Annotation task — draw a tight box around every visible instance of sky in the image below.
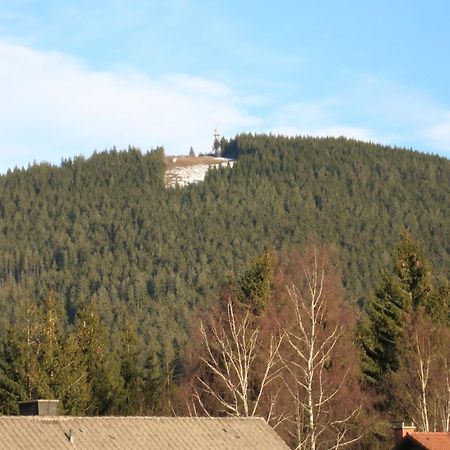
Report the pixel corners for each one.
[1,0,450,173]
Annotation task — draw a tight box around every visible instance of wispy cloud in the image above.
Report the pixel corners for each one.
[264,98,375,142]
[0,40,259,172]
[422,114,450,153]
[263,74,450,157]
[1,39,449,174]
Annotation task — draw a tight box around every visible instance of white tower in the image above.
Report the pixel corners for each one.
[213,127,221,157]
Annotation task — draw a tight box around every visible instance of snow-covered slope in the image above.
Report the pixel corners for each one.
[165,156,235,188]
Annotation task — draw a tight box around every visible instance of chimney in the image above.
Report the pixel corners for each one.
[18,399,59,416]
[393,422,416,444]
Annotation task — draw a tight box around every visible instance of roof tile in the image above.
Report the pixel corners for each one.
[0,416,290,450]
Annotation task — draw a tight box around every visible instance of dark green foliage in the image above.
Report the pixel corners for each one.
[394,232,433,305]
[0,138,447,415]
[360,232,446,385]
[73,304,126,415]
[0,307,42,413]
[117,323,148,415]
[360,272,410,384]
[234,253,273,315]
[0,296,91,414]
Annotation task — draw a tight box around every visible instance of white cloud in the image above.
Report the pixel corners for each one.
[0,40,260,172]
[265,99,376,143]
[311,125,374,142]
[355,75,446,130]
[422,114,450,155]
[1,39,449,174]
[263,76,450,158]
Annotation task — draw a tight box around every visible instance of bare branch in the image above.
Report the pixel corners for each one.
[193,298,283,424]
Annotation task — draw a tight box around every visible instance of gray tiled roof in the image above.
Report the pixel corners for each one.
[0,416,290,449]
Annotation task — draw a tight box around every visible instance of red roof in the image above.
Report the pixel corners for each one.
[396,432,450,450]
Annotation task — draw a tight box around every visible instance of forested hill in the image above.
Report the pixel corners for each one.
[220,135,449,296]
[0,136,448,367]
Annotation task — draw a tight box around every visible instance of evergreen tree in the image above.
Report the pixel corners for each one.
[234,253,273,316]
[0,301,42,413]
[360,272,410,384]
[394,231,434,310]
[74,305,124,414]
[40,296,91,414]
[0,296,90,414]
[118,323,146,414]
[360,231,443,385]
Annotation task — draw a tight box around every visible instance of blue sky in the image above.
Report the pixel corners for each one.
[1,0,450,172]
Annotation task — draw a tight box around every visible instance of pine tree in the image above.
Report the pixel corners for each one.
[234,253,273,316]
[360,272,410,384]
[74,305,124,414]
[0,296,90,414]
[394,231,435,313]
[0,301,42,413]
[118,323,146,414]
[360,231,442,385]
[40,296,91,414]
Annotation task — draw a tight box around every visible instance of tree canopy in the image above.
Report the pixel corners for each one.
[0,135,448,428]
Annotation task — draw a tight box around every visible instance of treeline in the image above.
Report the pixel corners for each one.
[0,136,448,445]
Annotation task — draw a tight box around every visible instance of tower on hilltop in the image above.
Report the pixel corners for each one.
[213,127,221,157]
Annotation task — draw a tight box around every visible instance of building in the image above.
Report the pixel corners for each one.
[393,423,450,450]
[0,400,290,449]
[213,127,222,156]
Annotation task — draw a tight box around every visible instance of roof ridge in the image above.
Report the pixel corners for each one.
[1,416,266,420]
[413,431,450,434]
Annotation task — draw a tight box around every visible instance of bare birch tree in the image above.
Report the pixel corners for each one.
[434,322,450,432]
[192,297,285,426]
[436,351,450,432]
[412,330,432,431]
[282,253,361,450]
[186,249,364,448]
[392,314,433,431]
[393,314,450,432]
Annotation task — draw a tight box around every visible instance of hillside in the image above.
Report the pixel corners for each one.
[0,135,448,373]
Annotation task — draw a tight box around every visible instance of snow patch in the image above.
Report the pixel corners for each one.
[165,158,235,188]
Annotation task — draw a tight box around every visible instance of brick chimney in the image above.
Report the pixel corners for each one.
[393,422,416,444]
[18,399,59,416]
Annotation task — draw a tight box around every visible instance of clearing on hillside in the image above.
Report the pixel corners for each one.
[165,155,235,188]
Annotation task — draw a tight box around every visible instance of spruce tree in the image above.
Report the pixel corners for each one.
[234,253,273,316]
[360,231,442,385]
[0,302,43,413]
[0,296,90,414]
[74,305,124,414]
[118,323,146,414]
[40,296,91,414]
[360,272,410,384]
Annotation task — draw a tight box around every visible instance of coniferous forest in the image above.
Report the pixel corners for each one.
[0,135,448,448]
